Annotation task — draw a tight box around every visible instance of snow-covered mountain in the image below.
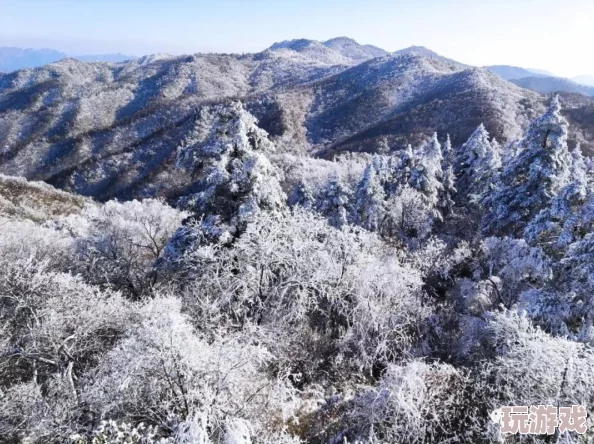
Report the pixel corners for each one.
[267,37,389,65]
[394,45,467,69]
[0,39,593,201]
[322,36,389,61]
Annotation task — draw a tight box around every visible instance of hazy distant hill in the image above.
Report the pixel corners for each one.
[511,76,594,97]
[0,47,67,72]
[1,38,593,201]
[486,65,594,98]
[486,65,551,80]
[0,47,136,72]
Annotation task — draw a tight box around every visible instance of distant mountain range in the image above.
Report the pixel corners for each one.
[511,76,594,97]
[4,43,593,99]
[486,65,594,97]
[0,47,136,72]
[1,37,593,202]
[485,65,552,80]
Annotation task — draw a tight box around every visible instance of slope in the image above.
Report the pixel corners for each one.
[1,41,593,202]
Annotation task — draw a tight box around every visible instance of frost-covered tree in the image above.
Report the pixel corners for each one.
[287,179,316,210]
[477,237,551,309]
[412,133,443,200]
[54,199,187,298]
[439,134,457,217]
[176,208,430,378]
[376,136,391,155]
[483,96,572,236]
[175,101,286,245]
[354,156,387,232]
[472,311,594,410]
[501,139,522,165]
[525,145,591,253]
[0,259,133,442]
[389,144,416,196]
[456,124,501,204]
[82,297,299,443]
[383,186,434,245]
[315,174,353,228]
[342,360,482,443]
[409,133,444,219]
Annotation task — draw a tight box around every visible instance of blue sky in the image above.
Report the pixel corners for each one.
[1,0,592,77]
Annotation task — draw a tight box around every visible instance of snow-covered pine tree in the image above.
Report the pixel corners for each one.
[501,139,522,166]
[526,145,591,253]
[315,174,353,228]
[387,144,416,196]
[482,96,572,237]
[409,133,444,219]
[439,134,457,217]
[354,156,387,232]
[455,124,501,205]
[376,136,391,155]
[288,179,316,210]
[173,101,286,245]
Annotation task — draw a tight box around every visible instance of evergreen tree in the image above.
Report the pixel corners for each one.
[376,136,391,155]
[315,175,353,228]
[354,156,387,232]
[501,139,522,165]
[410,133,444,219]
[288,179,316,210]
[456,124,501,204]
[388,144,416,196]
[439,134,457,217]
[526,145,590,253]
[482,96,572,237]
[174,101,286,244]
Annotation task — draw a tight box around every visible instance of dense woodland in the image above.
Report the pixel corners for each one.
[1,95,594,443]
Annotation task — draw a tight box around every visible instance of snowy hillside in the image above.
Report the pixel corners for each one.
[0,38,593,204]
[1,29,594,443]
[1,95,594,443]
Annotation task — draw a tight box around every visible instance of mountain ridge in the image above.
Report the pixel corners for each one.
[1,40,593,202]
[511,76,594,97]
[486,65,552,80]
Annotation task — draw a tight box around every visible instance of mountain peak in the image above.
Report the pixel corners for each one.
[394,46,467,69]
[267,37,388,64]
[323,36,358,45]
[269,39,319,52]
[322,37,388,61]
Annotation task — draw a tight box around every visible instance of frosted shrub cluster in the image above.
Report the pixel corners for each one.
[1,98,594,443]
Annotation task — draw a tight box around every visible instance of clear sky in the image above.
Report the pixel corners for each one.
[1,0,592,78]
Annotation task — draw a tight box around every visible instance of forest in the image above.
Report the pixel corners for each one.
[1,96,593,443]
